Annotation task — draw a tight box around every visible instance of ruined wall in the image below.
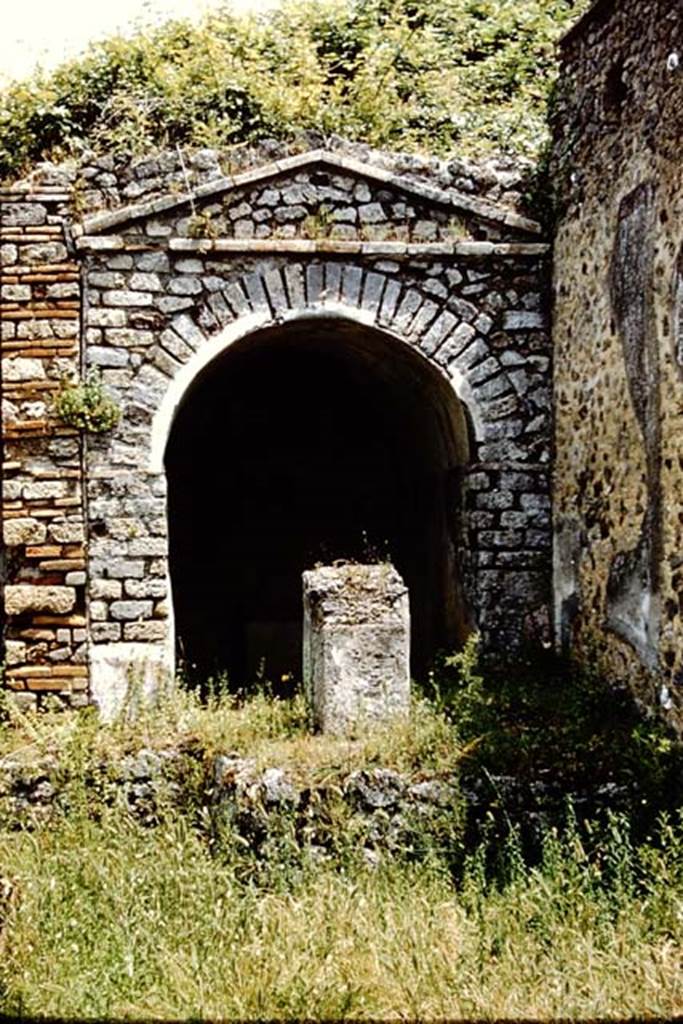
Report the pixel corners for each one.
[2,142,553,711]
[551,0,683,722]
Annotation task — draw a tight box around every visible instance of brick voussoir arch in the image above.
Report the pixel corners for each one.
[147,260,517,471]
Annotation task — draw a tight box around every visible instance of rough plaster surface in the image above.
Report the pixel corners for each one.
[89,642,174,722]
[303,564,410,734]
[551,0,683,723]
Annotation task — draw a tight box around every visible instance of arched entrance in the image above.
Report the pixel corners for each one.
[164,316,472,689]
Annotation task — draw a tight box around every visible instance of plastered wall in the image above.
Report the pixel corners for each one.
[552,0,683,723]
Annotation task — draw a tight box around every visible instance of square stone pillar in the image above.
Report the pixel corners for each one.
[302,563,410,734]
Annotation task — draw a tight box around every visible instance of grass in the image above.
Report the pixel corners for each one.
[1,665,682,1019]
[0,797,681,1019]
[0,681,461,781]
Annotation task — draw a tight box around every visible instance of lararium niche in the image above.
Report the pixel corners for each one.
[164,316,472,689]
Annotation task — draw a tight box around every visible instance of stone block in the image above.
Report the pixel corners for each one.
[157,296,195,313]
[124,621,167,641]
[3,517,47,546]
[5,585,76,616]
[88,308,127,327]
[3,202,47,226]
[22,480,70,501]
[48,521,85,544]
[303,563,410,735]
[65,572,87,586]
[103,290,153,307]
[124,578,167,598]
[174,258,203,274]
[91,579,123,600]
[108,255,134,269]
[90,601,108,621]
[91,622,122,643]
[100,559,145,579]
[9,693,38,712]
[20,242,67,263]
[89,641,173,721]
[129,272,162,292]
[136,252,169,272]
[5,640,27,666]
[110,600,153,621]
[1,243,18,265]
[89,271,125,289]
[358,202,385,224]
[2,284,31,301]
[104,328,154,348]
[3,357,46,382]
[2,480,21,501]
[145,219,172,237]
[169,277,202,296]
[126,537,167,557]
[87,346,130,367]
[503,310,545,331]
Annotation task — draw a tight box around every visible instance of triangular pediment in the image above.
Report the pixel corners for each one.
[75,149,542,245]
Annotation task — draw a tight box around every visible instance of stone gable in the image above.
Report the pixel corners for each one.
[76,150,541,246]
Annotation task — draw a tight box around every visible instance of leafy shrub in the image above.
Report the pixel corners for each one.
[423,635,683,841]
[0,0,592,180]
[52,372,121,433]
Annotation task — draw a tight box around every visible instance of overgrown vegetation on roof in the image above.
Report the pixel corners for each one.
[0,0,590,180]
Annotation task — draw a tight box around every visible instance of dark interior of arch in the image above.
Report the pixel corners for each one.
[165,316,472,691]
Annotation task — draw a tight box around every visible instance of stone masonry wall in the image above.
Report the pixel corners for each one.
[2,142,553,712]
[551,0,683,725]
[1,169,88,708]
[71,135,534,226]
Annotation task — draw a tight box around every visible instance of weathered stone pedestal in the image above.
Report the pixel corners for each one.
[302,563,410,734]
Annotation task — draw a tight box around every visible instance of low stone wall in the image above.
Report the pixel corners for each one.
[0,744,638,857]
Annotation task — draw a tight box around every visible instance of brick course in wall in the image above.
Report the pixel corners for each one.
[1,174,88,709]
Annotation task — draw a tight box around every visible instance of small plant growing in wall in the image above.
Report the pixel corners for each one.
[52,371,121,433]
[302,205,333,239]
[187,209,218,239]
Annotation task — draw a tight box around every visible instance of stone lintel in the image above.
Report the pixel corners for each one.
[76,235,550,257]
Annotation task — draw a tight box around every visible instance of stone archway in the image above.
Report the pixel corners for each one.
[1,145,554,715]
[163,314,472,688]
[81,252,552,710]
